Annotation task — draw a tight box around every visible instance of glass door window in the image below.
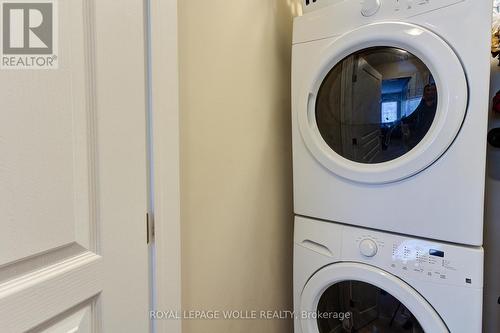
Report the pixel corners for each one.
[317,280,425,333]
[381,101,398,124]
[315,47,437,164]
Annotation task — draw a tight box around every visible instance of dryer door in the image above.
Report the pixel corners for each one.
[298,22,467,184]
[300,262,449,333]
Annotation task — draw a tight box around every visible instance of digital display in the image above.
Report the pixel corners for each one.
[429,249,445,258]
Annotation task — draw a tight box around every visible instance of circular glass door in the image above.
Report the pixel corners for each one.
[297,22,468,184]
[316,47,437,164]
[317,280,424,332]
[300,263,448,333]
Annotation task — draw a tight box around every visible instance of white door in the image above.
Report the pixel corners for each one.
[337,56,382,162]
[349,57,382,162]
[0,0,150,332]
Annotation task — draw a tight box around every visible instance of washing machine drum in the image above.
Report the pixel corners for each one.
[298,22,468,184]
[299,263,449,333]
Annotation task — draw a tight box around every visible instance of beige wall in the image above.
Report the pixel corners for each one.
[179,1,301,332]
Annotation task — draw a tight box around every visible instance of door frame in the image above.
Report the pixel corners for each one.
[149,0,182,332]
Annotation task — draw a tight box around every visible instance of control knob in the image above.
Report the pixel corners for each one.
[361,0,381,17]
[359,239,378,257]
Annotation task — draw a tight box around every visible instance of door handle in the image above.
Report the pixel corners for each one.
[300,240,334,257]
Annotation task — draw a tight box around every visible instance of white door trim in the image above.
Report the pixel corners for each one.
[149,0,182,332]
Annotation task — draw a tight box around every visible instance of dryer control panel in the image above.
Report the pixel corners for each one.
[301,0,464,14]
[391,0,460,15]
[394,0,431,11]
[295,0,466,44]
[342,226,484,289]
[302,0,345,14]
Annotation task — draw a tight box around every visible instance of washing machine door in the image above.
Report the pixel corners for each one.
[298,22,467,184]
[300,262,448,333]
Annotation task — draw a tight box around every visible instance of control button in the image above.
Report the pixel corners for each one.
[359,239,378,257]
[361,0,381,17]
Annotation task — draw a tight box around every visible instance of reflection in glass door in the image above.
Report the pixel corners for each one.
[316,47,438,164]
[317,280,425,333]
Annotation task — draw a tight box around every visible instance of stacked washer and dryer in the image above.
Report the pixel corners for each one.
[292,0,492,332]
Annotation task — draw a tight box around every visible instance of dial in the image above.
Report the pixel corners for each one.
[359,239,378,257]
[361,0,381,16]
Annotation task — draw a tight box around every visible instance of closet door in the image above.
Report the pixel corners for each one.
[0,0,150,331]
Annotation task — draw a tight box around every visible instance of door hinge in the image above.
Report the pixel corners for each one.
[146,212,155,244]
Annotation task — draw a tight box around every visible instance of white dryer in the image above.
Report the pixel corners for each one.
[292,0,492,245]
[294,216,484,333]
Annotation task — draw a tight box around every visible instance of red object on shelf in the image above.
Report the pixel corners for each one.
[493,90,500,114]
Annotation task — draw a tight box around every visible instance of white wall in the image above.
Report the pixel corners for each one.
[178,1,301,332]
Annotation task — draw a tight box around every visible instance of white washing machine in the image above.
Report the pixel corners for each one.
[294,216,484,333]
[292,0,492,245]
